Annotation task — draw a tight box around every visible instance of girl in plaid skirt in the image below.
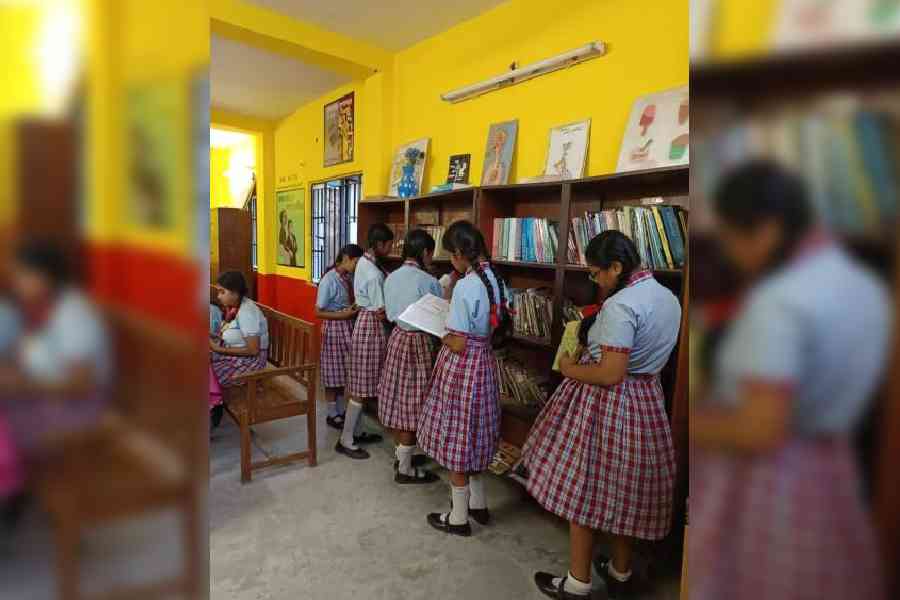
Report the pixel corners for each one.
[337,224,394,460]
[379,229,444,484]
[315,244,363,431]
[527,231,681,600]
[691,163,889,600]
[418,220,510,537]
[210,271,269,387]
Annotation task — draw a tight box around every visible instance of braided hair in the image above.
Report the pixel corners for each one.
[403,229,436,269]
[323,243,362,304]
[443,220,511,342]
[577,230,642,346]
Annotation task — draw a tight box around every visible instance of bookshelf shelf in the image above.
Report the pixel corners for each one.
[493,259,557,270]
[510,334,553,349]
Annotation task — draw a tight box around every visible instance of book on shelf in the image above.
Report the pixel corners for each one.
[493,217,559,264]
[568,204,686,270]
[496,349,550,410]
[418,225,447,259]
[488,440,523,476]
[430,182,473,193]
[692,102,899,234]
[509,288,553,343]
[386,222,407,255]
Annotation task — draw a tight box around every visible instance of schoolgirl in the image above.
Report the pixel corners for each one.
[378,229,444,484]
[336,224,394,459]
[525,230,681,600]
[418,220,509,536]
[314,244,363,430]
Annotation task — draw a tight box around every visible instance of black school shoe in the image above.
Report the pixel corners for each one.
[392,454,430,470]
[334,440,370,459]
[592,555,635,599]
[394,468,440,484]
[326,414,345,430]
[353,432,383,445]
[533,573,591,599]
[426,512,471,537]
[469,508,491,525]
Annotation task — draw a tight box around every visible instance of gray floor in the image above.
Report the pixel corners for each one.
[209,404,572,600]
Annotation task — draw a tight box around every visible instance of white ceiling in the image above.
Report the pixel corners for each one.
[211,34,352,120]
[246,0,508,51]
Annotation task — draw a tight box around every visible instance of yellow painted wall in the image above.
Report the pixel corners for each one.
[392,0,689,189]
[87,0,209,255]
[269,0,689,282]
[271,80,367,281]
[712,0,777,58]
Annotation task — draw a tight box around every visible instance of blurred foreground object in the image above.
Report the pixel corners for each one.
[690,162,891,600]
[692,3,900,597]
[2,0,209,598]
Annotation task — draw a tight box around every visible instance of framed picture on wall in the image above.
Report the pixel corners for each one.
[324,92,354,167]
[543,119,590,180]
[481,120,518,186]
[389,138,430,198]
[276,187,305,267]
[616,85,689,173]
[126,80,183,229]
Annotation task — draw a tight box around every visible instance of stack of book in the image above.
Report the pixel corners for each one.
[509,288,553,342]
[692,102,899,233]
[495,350,550,409]
[492,217,560,264]
[568,205,686,270]
[419,225,447,259]
[488,441,523,476]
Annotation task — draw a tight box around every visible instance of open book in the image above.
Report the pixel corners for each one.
[398,293,450,339]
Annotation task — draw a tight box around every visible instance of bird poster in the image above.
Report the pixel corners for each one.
[616,85,689,173]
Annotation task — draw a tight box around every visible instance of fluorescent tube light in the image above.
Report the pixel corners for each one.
[441,42,606,103]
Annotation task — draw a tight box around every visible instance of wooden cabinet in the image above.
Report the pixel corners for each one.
[210,207,254,299]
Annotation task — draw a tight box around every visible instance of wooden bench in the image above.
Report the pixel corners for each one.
[222,303,318,483]
[35,305,205,600]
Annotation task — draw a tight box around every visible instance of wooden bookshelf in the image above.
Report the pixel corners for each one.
[358,165,690,462]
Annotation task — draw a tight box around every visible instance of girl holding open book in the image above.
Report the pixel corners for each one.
[525,230,681,600]
[378,229,444,484]
[418,220,509,537]
[337,224,394,460]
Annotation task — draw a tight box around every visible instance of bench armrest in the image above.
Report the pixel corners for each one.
[232,363,317,383]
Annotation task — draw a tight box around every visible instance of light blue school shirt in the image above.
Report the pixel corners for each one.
[446,265,506,338]
[354,254,386,311]
[385,261,443,332]
[316,268,352,312]
[585,271,682,373]
[713,242,891,435]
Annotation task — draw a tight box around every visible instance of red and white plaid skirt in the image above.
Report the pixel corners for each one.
[320,318,354,389]
[689,438,884,600]
[378,328,436,431]
[210,350,268,388]
[417,331,500,473]
[523,363,675,539]
[347,309,387,398]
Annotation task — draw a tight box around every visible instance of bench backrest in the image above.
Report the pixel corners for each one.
[257,302,316,370]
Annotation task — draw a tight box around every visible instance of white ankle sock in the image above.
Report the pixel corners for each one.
[396,444,415,476]
[607,561,632,582]
[469,473,487,510]
[340,400,363,449]
[563,572,592,596]
[449,484,470,525]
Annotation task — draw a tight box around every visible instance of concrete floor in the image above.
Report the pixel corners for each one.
[208,397,680,600]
